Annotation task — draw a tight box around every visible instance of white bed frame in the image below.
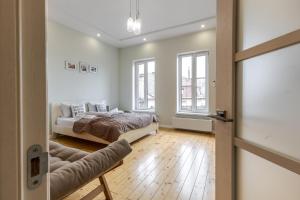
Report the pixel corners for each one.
[50,103,159,144]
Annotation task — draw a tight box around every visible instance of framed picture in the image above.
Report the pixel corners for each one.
[79,62,89,73]
[65,60,77,71]
[89,65,98,73]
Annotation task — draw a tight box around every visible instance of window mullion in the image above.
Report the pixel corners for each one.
[192,54,197,112]
[135,63,139,110]
[144,61,148,109]
[205,53,209,111]
[178,56,182,111]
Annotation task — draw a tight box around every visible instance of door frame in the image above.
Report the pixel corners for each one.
[215,0,236,199]
[0,0,22,198]
[0,0,48,199]
[215,0,300,199]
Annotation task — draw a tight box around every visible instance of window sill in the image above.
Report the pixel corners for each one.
[132,110,156,114]
[176,112,210,119]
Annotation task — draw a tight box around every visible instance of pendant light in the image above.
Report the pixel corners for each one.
[126,0,141,35]
[127,0,134,32]
[133,0,141,35]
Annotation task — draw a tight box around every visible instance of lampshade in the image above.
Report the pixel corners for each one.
[133,18,141,35]
[127,17,134,32]
[126,0,142,35]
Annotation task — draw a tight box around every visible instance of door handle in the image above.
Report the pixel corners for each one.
[208,110,234,122]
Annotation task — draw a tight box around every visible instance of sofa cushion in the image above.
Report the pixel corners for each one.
[49,141,88,173]
[50,139,132,200]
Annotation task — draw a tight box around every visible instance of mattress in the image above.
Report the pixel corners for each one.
[56,117,76,128]
[56,114,97,128]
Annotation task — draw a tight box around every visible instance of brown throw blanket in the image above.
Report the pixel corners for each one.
[73,112,158,142]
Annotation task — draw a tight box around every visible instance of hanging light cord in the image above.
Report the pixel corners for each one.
[136,0,140,19]
[129,0,132,17]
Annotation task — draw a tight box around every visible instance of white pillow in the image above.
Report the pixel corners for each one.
[96,104,107,112]
[86,102,97,112]
[110,107,118,112]
[60,104,72,117]
[109,107,124,113]
[71,104,86,117]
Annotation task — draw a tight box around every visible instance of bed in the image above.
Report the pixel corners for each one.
[50,103,159,144]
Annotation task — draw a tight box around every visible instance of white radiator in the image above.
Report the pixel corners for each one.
[172,117,213,132]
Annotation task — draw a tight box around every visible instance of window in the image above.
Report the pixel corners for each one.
[133,59,155,111]
[177,51,209,113]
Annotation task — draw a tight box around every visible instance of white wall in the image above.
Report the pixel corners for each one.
[47,20,119,105]
[47,22,216,126]
[237,0,300,199]
[119,30,216,126]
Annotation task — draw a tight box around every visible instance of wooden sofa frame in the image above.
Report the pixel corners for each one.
[60,160,123,200]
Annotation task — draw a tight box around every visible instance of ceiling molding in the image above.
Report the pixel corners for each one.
[48,0,216,47]
[120,16,216,41]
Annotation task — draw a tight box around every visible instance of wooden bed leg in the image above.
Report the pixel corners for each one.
[99,175,113,200]
[51,132,58,139]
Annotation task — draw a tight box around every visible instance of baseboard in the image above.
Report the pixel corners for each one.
[159,124,173,129]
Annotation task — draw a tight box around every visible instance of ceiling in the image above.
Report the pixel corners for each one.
[47,0,216,47]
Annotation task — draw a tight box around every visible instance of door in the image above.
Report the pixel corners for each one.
[215,0,300,200]
[0,0,48,200]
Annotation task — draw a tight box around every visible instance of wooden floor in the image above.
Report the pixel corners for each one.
[53,128,215,200]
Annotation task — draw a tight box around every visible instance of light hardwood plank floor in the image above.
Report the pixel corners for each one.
[52,128,215,200]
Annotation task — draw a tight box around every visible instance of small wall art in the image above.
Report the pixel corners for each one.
[65,60,78,71]
[79,62,89,73]
[89,65,98,73]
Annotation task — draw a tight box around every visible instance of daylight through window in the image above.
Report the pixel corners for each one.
[177,52,209,113]
[134,59,155,111]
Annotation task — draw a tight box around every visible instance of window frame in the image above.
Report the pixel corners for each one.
[177,51,209,114]
[133,58,156,112]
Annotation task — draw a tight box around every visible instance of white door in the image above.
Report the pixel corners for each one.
[0,0,48,199]
[215,0,300,199]
[236,0,300,199]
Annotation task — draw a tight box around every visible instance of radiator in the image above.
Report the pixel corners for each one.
[172,117,213,132]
